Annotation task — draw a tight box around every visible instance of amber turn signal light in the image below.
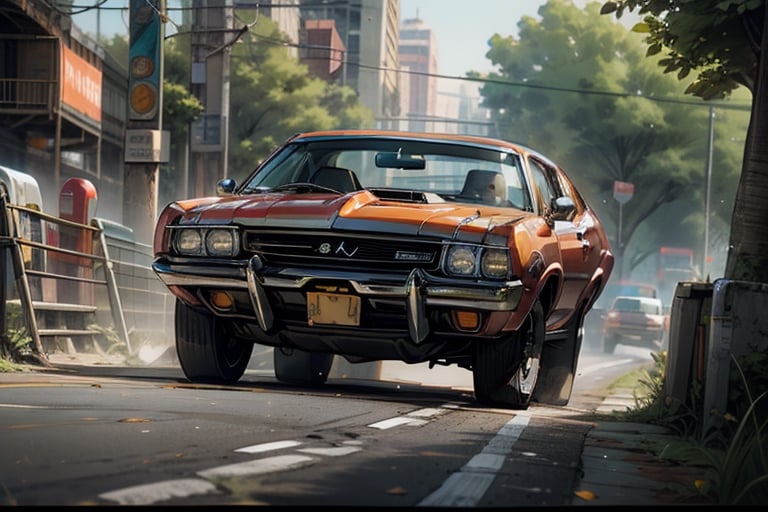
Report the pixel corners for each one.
[210,291,234,310]
[454,310,480,331]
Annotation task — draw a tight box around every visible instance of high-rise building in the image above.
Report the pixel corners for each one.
[398,16,437,130]
[300,0,400,125]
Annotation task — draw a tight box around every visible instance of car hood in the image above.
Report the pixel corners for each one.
[175,190,528,243]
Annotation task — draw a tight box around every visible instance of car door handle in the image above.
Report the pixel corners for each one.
[577,230,590,260]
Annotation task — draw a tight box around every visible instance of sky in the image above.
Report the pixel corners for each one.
[399,0,548,77]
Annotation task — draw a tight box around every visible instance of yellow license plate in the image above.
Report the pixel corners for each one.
[307,292,361,326]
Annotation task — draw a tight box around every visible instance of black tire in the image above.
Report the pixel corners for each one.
[274,347,334,385]
[534,303,587,406]
[473,299,544,409]
[175,299,252,384]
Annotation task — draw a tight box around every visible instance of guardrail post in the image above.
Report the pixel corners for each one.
[0,195,48,365]
[94,222,131,352]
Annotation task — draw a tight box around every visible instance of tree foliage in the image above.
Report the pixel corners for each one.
[226,18,374,181]
[475,0,746,279]
[601,0,768,282]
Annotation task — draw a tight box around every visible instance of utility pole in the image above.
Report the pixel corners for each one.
[189,0,233,198]
[124,0,168,244]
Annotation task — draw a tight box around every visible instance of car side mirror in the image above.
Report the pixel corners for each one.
[549,196,575,220]
[217,178,237,196]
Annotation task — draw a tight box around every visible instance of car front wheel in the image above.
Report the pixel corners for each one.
[473,299,545,409]
[175,299,253,384]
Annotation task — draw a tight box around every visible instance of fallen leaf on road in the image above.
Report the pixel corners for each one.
[386,486,408,495]
[574,489,596,501]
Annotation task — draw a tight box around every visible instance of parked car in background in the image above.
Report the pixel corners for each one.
[152,129,614,409]
[583,279,659,350]
[601,295,666,354]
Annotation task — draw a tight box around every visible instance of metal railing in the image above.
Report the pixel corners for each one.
[0,196,173,362]
[0,78,56,111]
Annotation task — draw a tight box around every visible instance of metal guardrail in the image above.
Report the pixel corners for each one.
[0,196,173,362]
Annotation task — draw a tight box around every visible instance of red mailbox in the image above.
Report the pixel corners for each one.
[59,177,97,224]
[54,178,98,304]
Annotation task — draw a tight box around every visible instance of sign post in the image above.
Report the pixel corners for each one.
[613,180,634,279]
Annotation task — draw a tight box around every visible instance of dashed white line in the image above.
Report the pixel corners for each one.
[418,414,531,507]
[297,446,363,457]
[197,454,317,479]
[368,416,428,429]
[99,478,219,505]
[235,439,303,454]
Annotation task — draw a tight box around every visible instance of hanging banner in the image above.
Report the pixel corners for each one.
[60,45,102,125]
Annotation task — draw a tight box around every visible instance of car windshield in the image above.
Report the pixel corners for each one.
[240,137,533,210]
[613,297,661,314]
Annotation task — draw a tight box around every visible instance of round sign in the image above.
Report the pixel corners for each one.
[130,56,155,78]
[130,82,157,116]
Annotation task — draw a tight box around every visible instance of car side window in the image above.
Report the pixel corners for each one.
[528,158,558,215]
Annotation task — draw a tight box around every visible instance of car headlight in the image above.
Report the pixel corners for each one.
[172,227,239,257]
[481,249,509,278]
[446,245,477,275]
[206,228,237,257]
[174,229,203,256]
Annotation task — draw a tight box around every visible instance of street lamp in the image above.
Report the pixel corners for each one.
[703,105,714,278]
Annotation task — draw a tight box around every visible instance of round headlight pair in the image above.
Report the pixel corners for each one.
[445,245,509,278]
[174,228,238,257]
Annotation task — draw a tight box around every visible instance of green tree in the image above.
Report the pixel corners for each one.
[600,0,768,282]
[475,0,745,280]
[226,18,373,181]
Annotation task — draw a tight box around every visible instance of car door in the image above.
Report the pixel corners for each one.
[528,157,602,327]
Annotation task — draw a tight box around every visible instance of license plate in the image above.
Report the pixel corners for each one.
[307,292,361,326]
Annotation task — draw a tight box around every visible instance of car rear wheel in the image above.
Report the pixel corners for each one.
[274,347,334,385]
[175,299,253,384]
[533,302,588,406]
[473,299,544,409]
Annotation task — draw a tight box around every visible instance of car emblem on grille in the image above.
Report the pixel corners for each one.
[335,241,358,257]
[318,241,358,257]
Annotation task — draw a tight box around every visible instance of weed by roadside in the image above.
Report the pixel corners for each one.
[610,350,768,505]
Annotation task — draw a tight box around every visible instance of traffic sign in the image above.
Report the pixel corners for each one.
[613,180,634,204]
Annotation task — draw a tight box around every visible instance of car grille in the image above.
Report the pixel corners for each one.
[242,230,442,272]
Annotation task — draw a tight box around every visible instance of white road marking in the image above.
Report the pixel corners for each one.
[368,405,453,429]
[418,414,531,507]
[368,416,428,429]
[235,440,303,454]
[197,454,317,479]
[297,446,363,456]
[99,478,218,505]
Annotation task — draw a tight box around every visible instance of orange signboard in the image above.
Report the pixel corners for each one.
[60,46,102,124]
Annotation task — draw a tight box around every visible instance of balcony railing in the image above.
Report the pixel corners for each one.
[0,78,56,111]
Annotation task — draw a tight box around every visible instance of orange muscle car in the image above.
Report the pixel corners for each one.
[152,130,614,409]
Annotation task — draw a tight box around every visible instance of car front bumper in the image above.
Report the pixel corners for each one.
[153,255,524,344]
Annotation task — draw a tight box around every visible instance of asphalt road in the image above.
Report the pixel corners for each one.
[0,346,654,506]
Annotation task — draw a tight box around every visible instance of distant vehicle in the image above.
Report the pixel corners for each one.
[598,280,658,307]
[583,280,659,349]
[601,295,666,354]
[152,129,615,409]
[657,247,699,307]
